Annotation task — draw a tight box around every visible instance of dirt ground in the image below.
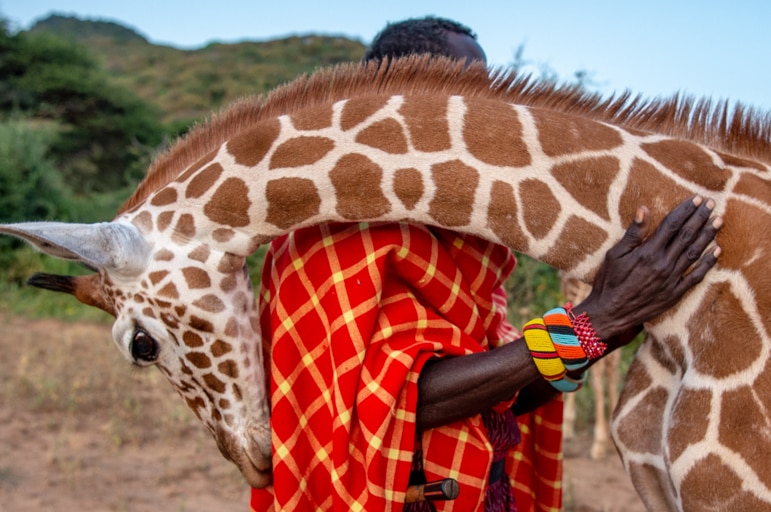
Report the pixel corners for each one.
[0,315,644,511]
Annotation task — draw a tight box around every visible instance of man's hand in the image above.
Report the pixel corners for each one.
[579,195,722,351]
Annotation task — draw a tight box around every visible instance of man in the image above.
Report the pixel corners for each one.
[250,17,720,512]
[363,16,486,65]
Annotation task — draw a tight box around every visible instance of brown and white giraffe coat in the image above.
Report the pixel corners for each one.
[2,57,771,510]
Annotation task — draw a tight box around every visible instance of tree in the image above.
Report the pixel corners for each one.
[0,22,164,192]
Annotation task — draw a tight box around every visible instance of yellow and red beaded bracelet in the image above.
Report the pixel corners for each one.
[522,305,607,393]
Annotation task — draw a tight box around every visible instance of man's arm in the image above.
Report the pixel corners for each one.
[417,196,721,431]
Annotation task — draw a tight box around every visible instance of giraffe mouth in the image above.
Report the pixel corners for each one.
[214,423,273,488]
[241,422,273,487]
[238,447,273,488]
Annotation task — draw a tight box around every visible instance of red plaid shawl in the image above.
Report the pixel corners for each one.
[250,223,563,511]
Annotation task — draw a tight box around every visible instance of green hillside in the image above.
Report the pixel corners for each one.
[28,14,367,125]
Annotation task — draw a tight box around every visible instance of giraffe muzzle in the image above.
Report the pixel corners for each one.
[214,423,273,488]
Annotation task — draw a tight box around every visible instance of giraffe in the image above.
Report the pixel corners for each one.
[1,56,770,510]
[560,273,622,460]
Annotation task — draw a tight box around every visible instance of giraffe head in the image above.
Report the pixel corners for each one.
[0,220,273,487]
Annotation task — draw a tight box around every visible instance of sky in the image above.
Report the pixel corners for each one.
[2,1,771,111]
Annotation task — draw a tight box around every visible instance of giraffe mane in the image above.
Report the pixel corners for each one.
[119,55,771,214]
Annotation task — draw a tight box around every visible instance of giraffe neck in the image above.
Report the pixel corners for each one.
[123,94,695,283]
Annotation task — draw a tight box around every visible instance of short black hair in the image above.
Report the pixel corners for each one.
[363,16,477,63]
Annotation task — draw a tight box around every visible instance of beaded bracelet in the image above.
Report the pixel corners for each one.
[543,307,588,371]
[565,302,608,360]
[522,317,583,393]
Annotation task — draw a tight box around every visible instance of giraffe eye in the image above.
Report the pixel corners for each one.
[131,329,159,363]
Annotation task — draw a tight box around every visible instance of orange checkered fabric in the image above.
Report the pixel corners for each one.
[250,222,563,511]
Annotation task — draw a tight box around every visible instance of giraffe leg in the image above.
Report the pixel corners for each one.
[612,336,679,510]
[563,389,577,441]
[590,360,611,459]
[606,349,621,413]
[591,349,623,459]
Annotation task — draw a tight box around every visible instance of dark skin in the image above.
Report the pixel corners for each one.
[416,196,722,430]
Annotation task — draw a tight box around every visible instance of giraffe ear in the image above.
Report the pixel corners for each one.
[0,221,150,277]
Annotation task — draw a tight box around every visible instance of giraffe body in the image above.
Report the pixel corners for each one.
[2,58,771,509]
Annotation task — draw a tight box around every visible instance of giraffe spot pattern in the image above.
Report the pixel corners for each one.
[186,396,205,420]
[642,140,729,191]
[204,177,251,228]
[393,168,424,210]
[716,151,768,171]
[218,360,239,379]
[203,373,227,394]
[463,99,530,167]
[186,163,224,199]
[157,211,174,232]
[733,173,771,205]
[176,149,219,183]
[486,180,528,251]
[149,270,169,285]
[174,213,196,240]
[269,136,335,168]
[186,352,212,369]
[220,275,237,292]
[687,281,761,378]
[340,97,390,131]
[161,313,179,329]
[519,178,560,240]
[193,294,225,313]
[666,387,711,460]
[649,335,684,375]
[614,387,668,453]
[232,383,243,401]
[330,154,391,220]
[718,384,771,490]
[547,216,608,271]
[680,454,767,510]
[717,201,771,338]
[150,187,178,207]
[189,315,214,333]
[625,463,675,507]
[428,159,478,227]
[188,245,210,263]
[550,156,620,221]
[183,331,204,348]
[182,267,212,289]
[619,158,692,225]
[211,339,233,357]
[399,96,451,152]
[265,177,322,230]
[226,118,281,167]
[224,317,239,337]
[355,119,409,154]
[217,253,244,274]
[531,108,623,157]
[132,211,153,232]
[158,282,179,298]
[154,249,174,261]
[290,103,334,131]
[212,228,236,242]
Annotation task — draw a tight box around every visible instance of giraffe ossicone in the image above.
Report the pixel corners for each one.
[2,56,771,509]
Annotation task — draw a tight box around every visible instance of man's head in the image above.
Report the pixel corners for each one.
[364,16,487,64]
